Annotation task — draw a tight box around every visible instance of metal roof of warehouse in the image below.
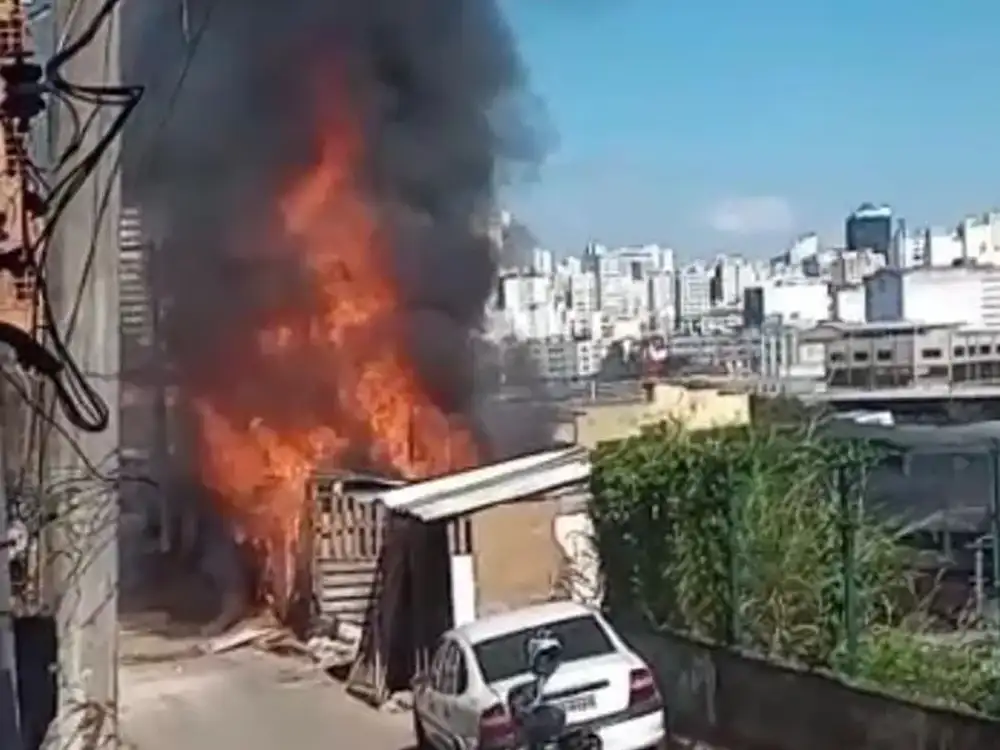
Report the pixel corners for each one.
[823,420,1000,450]
[374,445,591,523]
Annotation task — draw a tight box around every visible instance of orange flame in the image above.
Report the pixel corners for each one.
[191,94,478,616]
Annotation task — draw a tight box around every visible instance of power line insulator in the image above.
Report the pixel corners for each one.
[0,57,45,127]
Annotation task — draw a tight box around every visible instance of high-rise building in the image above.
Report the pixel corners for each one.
[846,203,893,258]
[677,262,712,322]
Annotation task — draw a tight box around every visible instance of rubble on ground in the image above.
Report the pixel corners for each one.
[379,690,413,713]
[202,614,362,673]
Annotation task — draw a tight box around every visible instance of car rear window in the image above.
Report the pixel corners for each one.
[472,614,616,684]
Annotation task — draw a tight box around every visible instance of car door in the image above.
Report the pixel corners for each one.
[434,641,461,744]
[447,642,481,750]
[421,640,452,749]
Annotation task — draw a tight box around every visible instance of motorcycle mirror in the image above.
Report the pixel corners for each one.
[527,633,562,679]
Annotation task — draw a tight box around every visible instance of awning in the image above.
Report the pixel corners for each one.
[375,445,591,522]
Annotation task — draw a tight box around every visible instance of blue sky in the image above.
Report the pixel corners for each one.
[500,0,1000,258]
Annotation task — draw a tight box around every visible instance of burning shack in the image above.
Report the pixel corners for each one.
[304,446,591,706]
[123,0,562,699]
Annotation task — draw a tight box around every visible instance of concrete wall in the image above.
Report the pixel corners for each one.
[553,510,601,606]
[617,618,1000,750]
[572,384,750,449]
[470,498,563,616]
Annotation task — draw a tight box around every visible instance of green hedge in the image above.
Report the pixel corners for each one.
[589,421,1000,715]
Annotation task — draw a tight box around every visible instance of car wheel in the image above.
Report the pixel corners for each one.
[413,712,431,750]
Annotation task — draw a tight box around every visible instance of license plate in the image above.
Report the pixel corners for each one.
[558,693,596,713]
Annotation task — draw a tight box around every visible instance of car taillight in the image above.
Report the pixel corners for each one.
[628,667,661,709]
[478,703,516,748]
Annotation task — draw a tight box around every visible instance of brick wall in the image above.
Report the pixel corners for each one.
[0,0,35,331]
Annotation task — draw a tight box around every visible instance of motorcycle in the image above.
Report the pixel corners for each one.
[505,631,603,750]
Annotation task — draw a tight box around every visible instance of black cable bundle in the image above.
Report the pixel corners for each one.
[0,0,143,434]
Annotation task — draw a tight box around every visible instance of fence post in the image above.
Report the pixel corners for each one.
[990,440,1000,625]
[838,464,859,675]
[724,472,741,648]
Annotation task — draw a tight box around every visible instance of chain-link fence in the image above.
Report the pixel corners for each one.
[589,421,1000,715]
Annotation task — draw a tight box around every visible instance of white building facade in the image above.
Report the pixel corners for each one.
[864,266,1000,329]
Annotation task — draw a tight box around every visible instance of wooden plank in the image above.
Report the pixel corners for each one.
[314,559,378,573]
[312,569,375,587]
[319,584,373,601]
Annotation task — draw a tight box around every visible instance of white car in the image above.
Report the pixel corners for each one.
[412,600,666,750]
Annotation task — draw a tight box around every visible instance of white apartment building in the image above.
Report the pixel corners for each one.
[752,277,831,326]
[787,233,821,266]
[677,262,712,321]
[586,243,674,323]
[527,337,601,380]
[892,230,925,268]
[568,271,598,336]
[713,256,767,307]
[647,271,675,332]
[561,256,583,276]
[832,284,866,323]
[918,227,963,268]
[895,214,1000,269]
[496,274,561,339]
[596,272,646,321]
[864,265,1000,329]
[531,248,555,276]
[830,250,885,286]
[714,257,740,305]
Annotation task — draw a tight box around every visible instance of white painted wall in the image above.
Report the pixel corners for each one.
[450,554,476,626]
[553,512,602,606]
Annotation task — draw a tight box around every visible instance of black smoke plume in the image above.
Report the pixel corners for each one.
[119,0,558,627]
[123,0,555,460]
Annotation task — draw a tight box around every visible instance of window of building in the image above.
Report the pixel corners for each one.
[981,345,992,355]
[921,348,942,359]
[876,350,893,362]
[852,351,869,362]
[954,346,966,357]
[830,352,844,363]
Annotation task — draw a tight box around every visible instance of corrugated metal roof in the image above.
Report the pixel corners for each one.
[375,445,591,523]
[823,420,1000,450]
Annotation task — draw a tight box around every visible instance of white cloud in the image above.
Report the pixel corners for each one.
[707,196,795,235]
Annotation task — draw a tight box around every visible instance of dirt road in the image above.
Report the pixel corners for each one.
[119,630,413,750]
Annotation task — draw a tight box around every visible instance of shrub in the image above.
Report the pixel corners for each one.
[589,420,998,716]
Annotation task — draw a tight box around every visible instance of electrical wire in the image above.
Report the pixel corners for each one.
[11,378,155,488]
[36,0,221,437]
[10,0,220,494]
[0,0,141,505]
[25,0,142,436]
[0,0,222,502]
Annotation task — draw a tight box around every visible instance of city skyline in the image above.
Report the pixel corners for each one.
[499,0,1000,256]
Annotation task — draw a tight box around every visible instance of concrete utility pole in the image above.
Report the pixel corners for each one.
[0,384,23,750]
[44,0,121,745]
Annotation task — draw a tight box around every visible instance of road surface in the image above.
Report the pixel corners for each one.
[119,630,413,750]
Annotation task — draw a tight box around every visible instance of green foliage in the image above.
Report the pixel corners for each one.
[589,420,999,716]
[849,628,1000,715]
